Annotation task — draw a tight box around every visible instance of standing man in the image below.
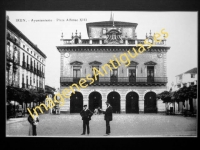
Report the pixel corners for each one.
[99,101,113,136]
[80,105,93,135]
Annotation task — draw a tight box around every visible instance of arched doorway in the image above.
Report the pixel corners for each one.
[144,91,157,113]
[126,91,139,113]
[107,91,120,113]
[89,91,102,112]
[70,91,83,113]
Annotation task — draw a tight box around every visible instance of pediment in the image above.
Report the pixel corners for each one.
[127,61,139,66]
[89,61,102,66]
[144,61,157,65]
[70,61,83,65]
[107,61,119,67]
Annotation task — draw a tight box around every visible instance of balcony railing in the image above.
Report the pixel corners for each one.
[22,61,26,69]
[62,39,166,45]
[34,68,37,74]
[60,77,168,85]
[27,64,30,70]
[7,33,20,46]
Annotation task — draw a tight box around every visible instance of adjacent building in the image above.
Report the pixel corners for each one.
[174,67,197,90]
[172,67,197,114]
[56,15,170,113]
[6,18,47,91]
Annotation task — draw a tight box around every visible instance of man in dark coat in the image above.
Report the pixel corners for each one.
[99,101,113,136]
[80,105,93,135]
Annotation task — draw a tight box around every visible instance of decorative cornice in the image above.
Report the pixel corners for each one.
[57,46,170,53]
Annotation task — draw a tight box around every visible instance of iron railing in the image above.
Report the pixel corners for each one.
[60,77,168,84]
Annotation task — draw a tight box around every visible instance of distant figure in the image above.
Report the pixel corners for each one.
[94,108,99,115]
[98,101,113,136]
[28,109,39,136]
[80,105,93,135]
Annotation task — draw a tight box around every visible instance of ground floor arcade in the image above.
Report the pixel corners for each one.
[58,86,167,113]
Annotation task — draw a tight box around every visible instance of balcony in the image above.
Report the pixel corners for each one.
[30,66,34,73]
[60,77,168,86]
[7,33,20,46]
[27,64,30,70]
[34,68,37,74]
[22,61,26,69]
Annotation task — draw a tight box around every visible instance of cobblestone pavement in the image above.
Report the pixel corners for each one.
[6,113,197,137]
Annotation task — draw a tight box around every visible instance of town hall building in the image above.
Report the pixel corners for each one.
[56,15,170,113]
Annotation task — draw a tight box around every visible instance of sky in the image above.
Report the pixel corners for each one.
[6,11,198,90]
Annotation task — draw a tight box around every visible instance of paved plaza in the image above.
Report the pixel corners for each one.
[6,113,197,137]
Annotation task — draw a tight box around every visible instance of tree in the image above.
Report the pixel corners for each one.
[157,90,174,111]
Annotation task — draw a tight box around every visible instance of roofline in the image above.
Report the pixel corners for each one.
[86,21,138,37]
[7,20,47,59]
[176,68,197,76]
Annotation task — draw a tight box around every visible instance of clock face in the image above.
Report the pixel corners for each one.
[148,38,153,44]
[157,53,163,58]
[64,53,70,58]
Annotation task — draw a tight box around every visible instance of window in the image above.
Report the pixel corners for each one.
[92,66,99,81]
[75,38,78,44]
[23,45,25,49]
[31,51,32,54]
[147,66,154,83]
[179,75,182,80]
[111,69,118,77]
[27,55,29,64]
[73,66,81,78]
[27,48,29,51]
[110,69,118,83]
[191,74,195,78]
[23,53,25,61]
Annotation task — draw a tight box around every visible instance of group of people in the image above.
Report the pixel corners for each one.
[27,101,113,136]
[80,101,113,136]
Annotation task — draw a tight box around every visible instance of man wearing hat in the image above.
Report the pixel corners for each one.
[80,104,93,135]
[98,101,113,136]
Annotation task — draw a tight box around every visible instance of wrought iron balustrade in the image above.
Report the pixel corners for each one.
[60,77,168,85]
[22,61,26,69]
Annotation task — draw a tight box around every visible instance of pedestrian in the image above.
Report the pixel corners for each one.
[80,105,93,135]
[98,101,113,136]
[28,109,39,136]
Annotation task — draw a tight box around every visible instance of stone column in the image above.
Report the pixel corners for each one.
[120,99,125,113]
[125,39,128,45]
[135,40,138,45]
[175,102,179,113]
[99,39,102,45]
[179,102,183,113]
[139,100,144,112]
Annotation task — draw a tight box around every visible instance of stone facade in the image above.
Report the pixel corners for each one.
[6,19,46,91]
[57,19,170,113]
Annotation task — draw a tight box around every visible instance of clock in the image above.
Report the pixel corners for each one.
[157,53,163,58]
[64,53,70,58]
[148,37,153,44]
